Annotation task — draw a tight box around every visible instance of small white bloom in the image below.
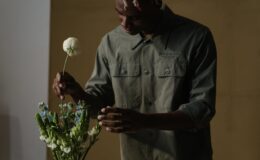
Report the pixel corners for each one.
[38,102,44,106]
[63,147,71,153]
[48,143,57,150]
[45,138,51,143]
[88,127,99,136]
[63,37,80,56]
[39,135,46,141]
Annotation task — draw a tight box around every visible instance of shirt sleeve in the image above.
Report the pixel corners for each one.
[84,37,115,115]
[178,28,217,127]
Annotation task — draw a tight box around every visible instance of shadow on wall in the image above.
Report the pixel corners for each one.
[0,103,10,159]
[0,103,23,160]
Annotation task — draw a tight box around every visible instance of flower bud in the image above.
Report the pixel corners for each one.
[40,135,46,141]
[63,37,80,56]
[63,147,71,153]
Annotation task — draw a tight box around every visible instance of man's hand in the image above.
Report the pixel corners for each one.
[52,72,84,100]
[98,106,146,133]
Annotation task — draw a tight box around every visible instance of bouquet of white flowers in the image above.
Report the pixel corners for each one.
[35,37,101,160]
[36,101,101,160]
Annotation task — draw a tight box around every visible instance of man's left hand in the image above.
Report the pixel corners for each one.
[97,106,145,133]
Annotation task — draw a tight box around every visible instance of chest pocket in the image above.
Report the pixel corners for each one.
[110,63,140,77]
[156,55,187,77]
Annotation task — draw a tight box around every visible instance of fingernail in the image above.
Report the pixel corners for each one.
[97,115,103,120]
[101,108,106,113]
[99,121,103,126]
[106,127,111,131]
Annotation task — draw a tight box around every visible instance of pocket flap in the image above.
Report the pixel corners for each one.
[156,56,186,77]
[110,63,140,77]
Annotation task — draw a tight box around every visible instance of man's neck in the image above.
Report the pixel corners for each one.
[141,10,163,38]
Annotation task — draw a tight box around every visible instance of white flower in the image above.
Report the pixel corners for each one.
[63,37,80,56]
[47,143,57,150]
[45,138,51,143]
[88,127,99,136]
[39,135,46,141]
[38,102,44,106]
[63,147,71,153]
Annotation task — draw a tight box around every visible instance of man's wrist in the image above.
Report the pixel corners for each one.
[71,85,86,103]
[140,113,155,129]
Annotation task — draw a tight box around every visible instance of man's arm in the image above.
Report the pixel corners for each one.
[52,36,115,116]
[98,107,195,133]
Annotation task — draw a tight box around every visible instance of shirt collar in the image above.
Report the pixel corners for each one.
[131,5,178,50]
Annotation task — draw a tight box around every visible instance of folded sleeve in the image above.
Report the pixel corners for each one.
[178,28,217,127]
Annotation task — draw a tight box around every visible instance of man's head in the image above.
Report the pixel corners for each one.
[115,0,162,35]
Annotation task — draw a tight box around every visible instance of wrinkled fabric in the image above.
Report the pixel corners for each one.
[85,6,216,160]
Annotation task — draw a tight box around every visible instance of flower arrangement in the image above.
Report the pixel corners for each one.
[35,37,101,160]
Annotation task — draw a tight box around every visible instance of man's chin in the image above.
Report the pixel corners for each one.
[123,28,138,35]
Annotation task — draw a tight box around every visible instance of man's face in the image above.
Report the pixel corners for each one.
[115,0,157,35]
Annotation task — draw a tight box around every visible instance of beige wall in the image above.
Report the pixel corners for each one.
[49,0,260,160]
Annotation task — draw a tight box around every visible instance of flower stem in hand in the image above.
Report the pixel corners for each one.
[62,54,69,75]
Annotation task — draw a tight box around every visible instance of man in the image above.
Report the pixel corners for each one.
[53,0,217,159]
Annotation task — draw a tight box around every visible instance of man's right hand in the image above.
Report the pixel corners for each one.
[52,72,84,100]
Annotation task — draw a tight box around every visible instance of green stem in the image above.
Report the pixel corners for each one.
[62,54,69,75]
[81,136,97,160]
[61,54,69,105]
[53,151,59,160]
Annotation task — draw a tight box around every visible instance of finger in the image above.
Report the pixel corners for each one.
[53,75,62,92]
[59,82,66,90]
[98,113,123,121]
[54,84,62,95]
[100,106,111,113]
[99,120,124,128]
[53,78,58,91]
[53,81,65,100]
[101,106,126,114]
[60,95,65,100]
[56,72,61,82]
[105,126,132,133]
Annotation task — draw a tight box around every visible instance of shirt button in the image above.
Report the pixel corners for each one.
[164,68,170,74]
[121,69,127,74]
[144,69,149,75]
[133,98,141,107]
